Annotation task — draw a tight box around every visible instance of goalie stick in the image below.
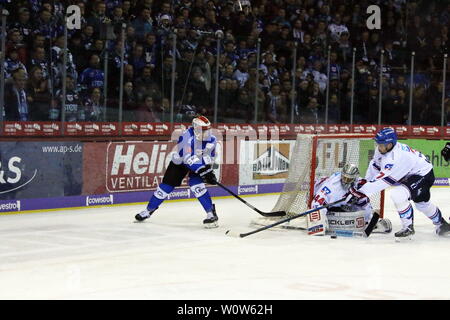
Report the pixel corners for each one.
[215,181,286,217]
[226,198,347,238]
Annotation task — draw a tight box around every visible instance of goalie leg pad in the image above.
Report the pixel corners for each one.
[307,208,327,236]
[326,210,366,233]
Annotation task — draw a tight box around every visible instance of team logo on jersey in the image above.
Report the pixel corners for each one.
[310,211,321,222]
[320,186,331,194]
[384,164,394,170]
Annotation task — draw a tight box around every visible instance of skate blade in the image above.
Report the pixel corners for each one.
[204,222,219,229]
[395,235,413,242]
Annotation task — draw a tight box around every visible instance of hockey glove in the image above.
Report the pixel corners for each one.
[345,187,367,205]
[197,165,217,185]
[442,142,450,162]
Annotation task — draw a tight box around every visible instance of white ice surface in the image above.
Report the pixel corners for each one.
[0,188,449,300]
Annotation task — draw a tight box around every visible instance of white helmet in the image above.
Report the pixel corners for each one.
[192,115,211,140]
[341,163,359,188]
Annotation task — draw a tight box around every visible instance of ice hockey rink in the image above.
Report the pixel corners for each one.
[0,187,449,300]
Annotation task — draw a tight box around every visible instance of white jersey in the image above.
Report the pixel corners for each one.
[312,172,371,213]
[360,142,432,197]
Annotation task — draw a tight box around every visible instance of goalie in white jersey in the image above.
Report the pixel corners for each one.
[345,128,450,239]
[310,163,392,236]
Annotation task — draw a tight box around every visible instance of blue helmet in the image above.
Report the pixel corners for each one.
[375,127,397,145]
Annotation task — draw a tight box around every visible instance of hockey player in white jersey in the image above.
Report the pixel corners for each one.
[345,128,450,240]
[442,142,450,162]
[310,163,392,236]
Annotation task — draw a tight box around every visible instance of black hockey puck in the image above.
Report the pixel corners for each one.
[331,235,337,239]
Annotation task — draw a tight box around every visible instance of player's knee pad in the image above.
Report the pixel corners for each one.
[154,184,172,200]
[390,185,411,211]
[190,183,207,198]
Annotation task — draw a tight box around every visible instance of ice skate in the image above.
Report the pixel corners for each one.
[135,208,156,222]
[203,205,218,228]
[436,218,450,237]
[394,224,414,241]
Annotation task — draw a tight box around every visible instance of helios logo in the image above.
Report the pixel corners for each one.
[0,200,21,212]
[86,195,114,206]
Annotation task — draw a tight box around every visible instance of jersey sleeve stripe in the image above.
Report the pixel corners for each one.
[372,163,381,171]
[382,176,398,185]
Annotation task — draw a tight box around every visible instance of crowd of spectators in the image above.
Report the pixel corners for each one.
[1,0,449,125]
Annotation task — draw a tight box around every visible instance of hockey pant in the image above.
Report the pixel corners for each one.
[147,161,214,213]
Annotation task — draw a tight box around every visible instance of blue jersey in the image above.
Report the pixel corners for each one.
[172,127,217,173]
[79,68,105,89]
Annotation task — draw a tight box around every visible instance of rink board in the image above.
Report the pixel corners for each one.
[0,138,448,214]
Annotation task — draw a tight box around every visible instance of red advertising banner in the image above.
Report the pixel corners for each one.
[3,121,62,136]
[82,140,237,195]
[2,121,450,138]
[122,122,173,136]
[410,126,442,137]
[351,125,380,134]
[291,124,327,134]
[327,124,352,134]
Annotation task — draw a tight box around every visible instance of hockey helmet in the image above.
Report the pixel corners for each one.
[192,115,211,140]
[375,127,397,146]
[341,163,359,188]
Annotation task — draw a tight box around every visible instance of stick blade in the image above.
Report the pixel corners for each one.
[364,212,380,237]
[225,230,243,238]
[261,210,286,217]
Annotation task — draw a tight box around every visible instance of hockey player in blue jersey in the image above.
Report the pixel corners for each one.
[135,116,219,228]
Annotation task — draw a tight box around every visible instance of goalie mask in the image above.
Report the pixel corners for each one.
[192,115,211,141]
[341,163,359,188]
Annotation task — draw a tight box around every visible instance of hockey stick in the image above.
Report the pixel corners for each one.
[215,181,286,217]
[226,198,347,238]
[328,212,380,238]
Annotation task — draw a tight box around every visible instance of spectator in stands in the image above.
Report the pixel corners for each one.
[4,69,30,121]
[84,87,105,121]
[86,1,108,32]
[27,66,51,121]
[131,7,154,41]
[6,28,28,64]
[79,54,105,93]
[11,8,33,46]
[134,65,161,102]
[136,95,161,122]
[227,89,253,123]
[327,93,341,124]
[53,75,84,122]
[298,97,322,124]
[122,81,138,121]
[4,47,27,79]
[2,0,448,127]
[188,67,209,112]
[28,46,50,80]
[233,58,250,88]
[265,83,288,123]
